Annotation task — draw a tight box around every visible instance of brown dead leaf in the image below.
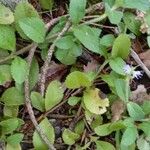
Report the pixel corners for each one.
[130,84,150,104]
[139,50,150,69]
[111,100,125,122]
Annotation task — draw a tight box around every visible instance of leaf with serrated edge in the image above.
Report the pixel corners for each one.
[11,57,29,84]
[45,80,64,111]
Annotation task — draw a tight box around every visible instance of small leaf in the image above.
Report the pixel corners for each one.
[96,140,115,150]
[127,102,145,120]
[105,3,123,25]
[0,4,14,24]
[111,34,131,59]
[109,57,126,75]
[31,92,45,112]
[1,87,24,106]
[138,122,150,137]
[137,137,150,150]
[62,129,80,145]
[94,123,112,136]
[6,133,24,145]
[67,96,81,106]
[115,79,130,102]
[0,118,19,134]
[123,12,141,36]
[69,0,86,24]
[65,71,91,89]
[55,35,74,49]
[39,0,54,10]
[33,118,55,150]
[0,25,16,51]
[14,1,39,39]
[121,126,138,146]
[55,43,82,65]
[45,80,64,111]
[0,65,12,85]
[141,101,150,115]
[83,88,109,115]
[73,25,101,54]
[100,34,115,47]
[14,2,39,20]
[3,106,19,117]
[74,120,85,135]
[6,144,21,150]
[11,57,29,84]
[123,0,150,11]
[19,17,46,43]
[29,57,39,89]
[147,36,150,48]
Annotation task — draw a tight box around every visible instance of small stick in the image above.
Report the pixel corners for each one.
[39,21,71,96]
[24,43,56,150]
[131,49,150,78]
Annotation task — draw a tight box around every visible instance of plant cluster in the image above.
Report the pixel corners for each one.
[0,0,150,150]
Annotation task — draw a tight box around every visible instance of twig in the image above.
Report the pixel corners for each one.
[131,49,150,78]
[0,43,34,64]
[24,43,56,150]
[39,21,71,96]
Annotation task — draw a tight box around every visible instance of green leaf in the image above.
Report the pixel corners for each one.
[45,80,64,111]
[0,65,12,85]
[31,92,45,112]
[0,4,14,24]
[111,34,131,59]
[1,87,24,106]
[3,106,19,117]
[0,25,16,51]
[137,137,150,150]
[83,88,109,115]
[105,3,123,25]
[121,126,138,146]
[29,57,39,89]
[39,0,54,10]
[127,102,145,120]
[11,57,29,84]
[74,120,85,135]
[55,35,74,49]
[14,2,39,20]
[100,34,115,47]
[14,1,39,39]
[69,0,86,24]
[33,117,55,150]
[141,101,150,115]
[147,36,150,48]
[6,144,21,150]
[6,133,24,145]
[123,0,150,11]
[96,140,115,150]
[109,120,126,131]
[55,43,82,65]
[123,12,141,36]
[109,57,126,75]
[18,17,46,43]
[67,96,81,106]
[62,129,80,145]
[65,71,91,89]
[138,122,150,137]
[0,118,19,134]
[73,25,101,54]
[94,123,112,136]
[115,79,130,102]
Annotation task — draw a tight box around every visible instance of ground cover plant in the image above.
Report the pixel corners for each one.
[0,0,150,149]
